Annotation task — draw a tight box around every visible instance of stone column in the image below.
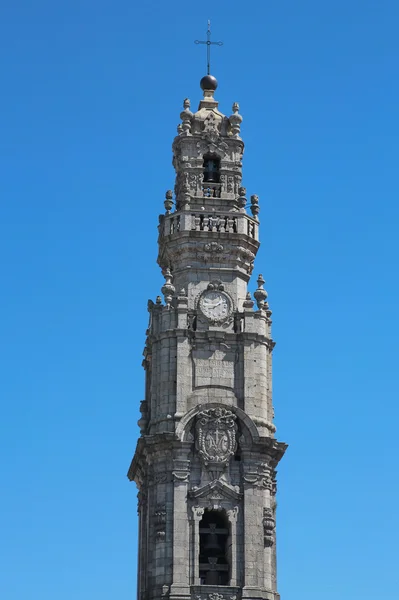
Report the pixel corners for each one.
[262,498,276,592]
[137,491,144,600]
[169,447,191,600]
[191,506,205,584]
[227,506,239,586]
[139,489,149,600]
[175,336,192,419]
[242,456,267,598]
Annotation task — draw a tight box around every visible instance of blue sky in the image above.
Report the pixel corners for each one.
[1,1,399,599]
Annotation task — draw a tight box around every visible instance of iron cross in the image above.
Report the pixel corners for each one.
[194,20,223,75]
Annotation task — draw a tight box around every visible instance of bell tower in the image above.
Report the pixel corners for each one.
[128,73,287,600]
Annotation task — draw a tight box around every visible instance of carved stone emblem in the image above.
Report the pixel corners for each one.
[196,407,237,465]
[203,112,220,142]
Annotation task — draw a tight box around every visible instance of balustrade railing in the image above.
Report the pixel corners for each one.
[161,213,257,240]
[202,183,221,198]
[192,214,237,233]
[167,215,180,235]
[247,218,256,238]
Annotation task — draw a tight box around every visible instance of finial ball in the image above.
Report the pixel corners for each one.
[200,74,218,91]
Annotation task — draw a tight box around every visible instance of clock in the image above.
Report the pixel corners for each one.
[199,290,232,323]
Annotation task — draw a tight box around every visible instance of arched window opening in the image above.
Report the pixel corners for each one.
[203,156,220,183]
[199,509,230,585]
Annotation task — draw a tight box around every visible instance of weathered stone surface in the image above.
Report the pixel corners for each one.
[127,78,286,600]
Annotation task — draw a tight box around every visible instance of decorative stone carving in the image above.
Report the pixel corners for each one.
[220,173,226,191]
[164,190,174,214]
[207,491,224,501]
[191,506,205,520]
[243,292,255,310]
[154,471,168,484]
[243,462,273,490]
[250,194,259,219]
[194,594,237,600]
[226,506,239,523]
[196,407,237,466]
[236,246,255,261]
[271,472,278,495]
[138,400,149,433]
[196,139,228,159]
[180,98,193,134]
[237,186,246,210]
[172,458,190,482]
[189,478,242,507]
[234,175,242,195]
[253,274,267,309]
[155,504,167,541]
[263,507,275,547]
[204,241,224,253]
[189,173,198,191]
[161,268,175,307]
[173,472,189,482]
[229,102,243,138]
[203,112,220,142]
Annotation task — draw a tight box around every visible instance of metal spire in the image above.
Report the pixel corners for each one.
[194,20,223,75]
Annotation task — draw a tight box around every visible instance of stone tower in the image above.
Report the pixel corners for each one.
[128,73,287,600]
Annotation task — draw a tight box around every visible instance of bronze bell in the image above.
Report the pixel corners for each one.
[205,172,216,183]
[205,570,220,585]
[203,158,219,183]
[203,524,222,554]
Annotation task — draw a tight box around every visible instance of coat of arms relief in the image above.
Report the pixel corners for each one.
[195,407,237,482]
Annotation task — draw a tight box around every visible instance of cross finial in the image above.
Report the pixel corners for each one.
[194,20,223,75]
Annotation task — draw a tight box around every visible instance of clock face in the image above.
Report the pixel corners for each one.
[199,290,231,322]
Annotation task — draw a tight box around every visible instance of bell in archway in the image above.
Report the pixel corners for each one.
[203,524,222,554]
[203,158,219,183]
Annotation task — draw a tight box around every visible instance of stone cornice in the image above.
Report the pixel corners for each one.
[148,328,274,349]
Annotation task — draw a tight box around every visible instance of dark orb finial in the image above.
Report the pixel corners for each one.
[200,74,218,92]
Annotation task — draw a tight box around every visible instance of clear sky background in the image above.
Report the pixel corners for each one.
[1,1,399,599]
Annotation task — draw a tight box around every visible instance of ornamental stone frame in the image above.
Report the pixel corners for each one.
[195,407,237,466]
[190,505,239,587]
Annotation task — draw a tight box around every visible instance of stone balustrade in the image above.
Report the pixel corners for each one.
[193,213,237,233]
[202,183,222,198]
[160,212,258,240]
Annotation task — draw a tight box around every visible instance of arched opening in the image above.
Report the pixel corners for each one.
[199,509,230,585]
[203,155,220,183]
